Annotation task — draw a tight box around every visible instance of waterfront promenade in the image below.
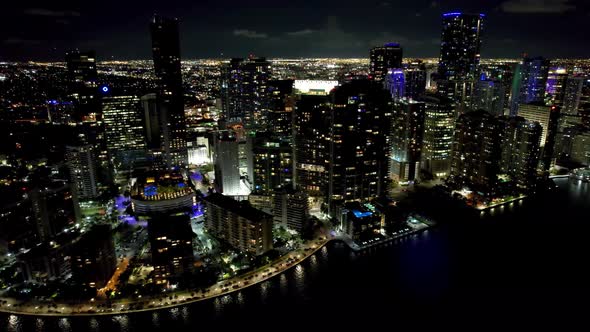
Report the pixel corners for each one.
[0,236,330,317]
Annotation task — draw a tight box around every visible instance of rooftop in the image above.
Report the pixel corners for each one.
[204,193,271,221]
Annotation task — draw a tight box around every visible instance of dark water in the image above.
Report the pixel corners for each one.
[3,178,590,331]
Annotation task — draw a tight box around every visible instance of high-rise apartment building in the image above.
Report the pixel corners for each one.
[449,110,500,196]
[420,94,455,178]
[437,12,485,113]
[498,116,542,193]
[562,76,585,115]
[517,103,560,169]
[328,80,392,210]
[221,56,271,129]
[473,77,505,116]
[510,56,550,116]
[294,93,331,196]
[370,43,403,82]
[66,144,99,199]
[251,132,293,195]
[390,99,426,182]
[66,50,99,120]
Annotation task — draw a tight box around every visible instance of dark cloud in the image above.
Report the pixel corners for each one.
[286,29,315,36]
[24,8,81,17]
[500,0,575,13]
[233,29,268,39]
[0,0,588,60]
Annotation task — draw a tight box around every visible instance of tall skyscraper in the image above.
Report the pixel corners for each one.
[437,12,485,113]
[420,94,455,178]
[66,144,99,199]
[403,60,427,99]
[545,67,568,105]
[102,95,146,168]
[370,43,403,82]
[267,80,295,139]
[328,80,392,211]
[294,93,331,196]
[449,110,500,196]
[562,76,585,115]
[385,69,405,101]
[517,103,560,170]
[251,132,293,195]
[221,56,271,128]
[66,50,99,120]
[211,130,243,196]
[390,99,426,182]
[510,56,550,116]
[221,58,244,121]
[472,77,505,116]
[28,182,81,243]
[498,116,542,193]
[438,13,484,81]
[150,15,188,168]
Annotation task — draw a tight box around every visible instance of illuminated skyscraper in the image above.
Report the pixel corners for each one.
[438,13,484,81]
[266,80,295,139]
[420,94,455,178]
[510,56,550,116]
[294,93,331,196]
[472,77,505,116]
[370,43,403,82]
[390,99,426,182]
[449,110,500,196]
[517,103,560,170]
[385,69,405,101]
[221,56,271,128]
[327,80,392,211]
[498,116,542,193]
[150,15,188,168]
[403,60,427,100]
[65,144,99,199]
[562,76,585,115]
[437,12,485,113]
[212,130,242,196]
[251,132,293,195]
[545,67,568,105]
[102,95,146,168]
[66,50,99,120]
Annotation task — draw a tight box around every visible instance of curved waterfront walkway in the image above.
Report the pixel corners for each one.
[0,236,330,317]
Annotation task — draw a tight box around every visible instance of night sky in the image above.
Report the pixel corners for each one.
[1,0,589,61]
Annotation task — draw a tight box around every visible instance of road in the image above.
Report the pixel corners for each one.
[0,235,330,317]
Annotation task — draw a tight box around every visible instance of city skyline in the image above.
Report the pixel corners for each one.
[0,2,589,329]
[2,0,590,61]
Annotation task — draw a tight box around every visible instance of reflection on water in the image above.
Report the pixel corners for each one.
[89,317,99,332]
[57,318,70,332]
[113,315,129,332]
[8,315,20,332]
[35,318,44,332]
[151,311,160,329]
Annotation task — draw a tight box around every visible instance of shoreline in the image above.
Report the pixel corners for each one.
[0,237,330,318]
